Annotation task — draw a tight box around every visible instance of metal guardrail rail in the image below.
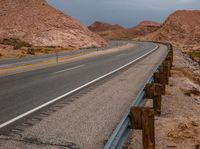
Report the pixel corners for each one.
[104,42,173,149]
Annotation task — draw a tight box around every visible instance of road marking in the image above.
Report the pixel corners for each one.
[0,44,159,129]
[53,65,85,74]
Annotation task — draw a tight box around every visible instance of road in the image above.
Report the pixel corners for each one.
[0,41,158,129]
[0,41,126,69]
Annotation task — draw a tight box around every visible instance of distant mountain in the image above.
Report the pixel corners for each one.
[143,10,200,49]
[88,20,161,40]
[0,0,106,48]
[88,21,129,40]
[88,21,124,32]
[127,21,161,38]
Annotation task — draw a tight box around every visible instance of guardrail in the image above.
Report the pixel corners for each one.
[104,42,173,149]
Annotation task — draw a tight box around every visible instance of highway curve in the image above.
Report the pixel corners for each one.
[0,41,168,148]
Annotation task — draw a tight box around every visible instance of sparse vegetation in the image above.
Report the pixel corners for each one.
[84,45,98,49]
[184,88,200,97]
[38,48,51,54]
[187,50,200,63]
[27,47,35,55]
[0,38,32,49]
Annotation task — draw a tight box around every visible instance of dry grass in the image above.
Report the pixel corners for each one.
[172,67,200,85]
[187,51,200,63]
[184,88,200,97]
[168,121,199,140]
[0,38,32,49]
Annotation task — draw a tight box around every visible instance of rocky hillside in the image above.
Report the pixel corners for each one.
[88,21,161,40]
[88,21,128,40]
[88,21,124,32]
[0,0,106,48]
[143,10,200,50]
[127,20,161,38]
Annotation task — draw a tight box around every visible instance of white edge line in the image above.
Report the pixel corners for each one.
[0,44,159,129]
[53,65,85,74]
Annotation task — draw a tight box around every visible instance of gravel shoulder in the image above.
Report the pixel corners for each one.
[125,48,200,149]
[0,44,167,149]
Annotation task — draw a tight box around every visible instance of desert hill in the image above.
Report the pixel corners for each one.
[88,21,128,40]
[88,21,124,32]
[143,10,200,49]
[88,20,161,40]
[0,0,106,48]
[127,20,161,38]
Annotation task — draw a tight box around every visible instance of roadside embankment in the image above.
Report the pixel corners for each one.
[0,44,167,149]
[125,47,200,149]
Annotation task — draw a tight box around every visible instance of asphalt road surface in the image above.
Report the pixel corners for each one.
[0,40,126,69]
[0,41,158,129]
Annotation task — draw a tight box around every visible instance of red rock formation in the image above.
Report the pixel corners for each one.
[88,20,161,40]
[88,21,124,32]
[0,0,106,48]
[127,20,161,38]
[143,10,200,49]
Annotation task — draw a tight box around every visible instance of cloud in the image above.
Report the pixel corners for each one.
[47,0,200,27]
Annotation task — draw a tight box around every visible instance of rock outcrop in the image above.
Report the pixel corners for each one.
[88,21,124,32]
[88,20,161,40]
[127,20,161,38]
[143,10,200,49]
[0,0,106,48]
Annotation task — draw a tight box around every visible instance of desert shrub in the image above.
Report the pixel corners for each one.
[42,48,51,54]
[0,53,3,57]
[27,47,35,55]
[44,46,56,49]
[187,51,200,63]
[0,38,32,49]
[34,48,52,54]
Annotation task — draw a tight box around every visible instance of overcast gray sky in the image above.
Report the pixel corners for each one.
[47,0,200,28]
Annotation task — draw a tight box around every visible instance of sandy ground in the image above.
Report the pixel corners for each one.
[0,45,167,149]
[125,48,200,149]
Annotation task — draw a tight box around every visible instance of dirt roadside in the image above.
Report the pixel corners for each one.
[0,45,167,149]
[125,48,200,149]
[0,43,134,77]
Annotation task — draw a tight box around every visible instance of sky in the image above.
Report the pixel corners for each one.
[47,0,200,28]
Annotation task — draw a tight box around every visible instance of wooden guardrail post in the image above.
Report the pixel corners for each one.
[159,65,167,88]
[145,83,162,116]
[163,61,170,85]
[129,42,174,149]
[130,107,155,149]
[168,44,173,67]
[154,68,166,95]
[142,108,155,149]
[130,107,142,129]
[166,43,173,73]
